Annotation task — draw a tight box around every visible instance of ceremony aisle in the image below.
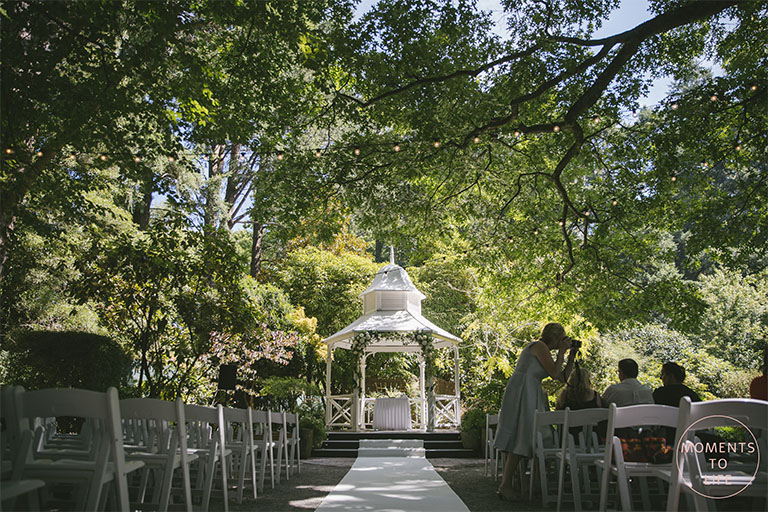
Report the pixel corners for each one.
[315,439,469,512]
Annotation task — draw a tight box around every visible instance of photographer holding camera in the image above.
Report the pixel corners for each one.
[493,322,578,501]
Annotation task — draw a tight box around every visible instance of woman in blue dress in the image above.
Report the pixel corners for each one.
[494,322,576,500]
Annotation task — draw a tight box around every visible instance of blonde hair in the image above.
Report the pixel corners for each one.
[558,367,594,408]
[541,322,565,347]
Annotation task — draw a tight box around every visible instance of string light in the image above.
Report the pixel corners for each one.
[592,116,600,124]
[4,148,12,154]
[168,155,175,162]
[394,144,400,152]
[584,210,590,216]
[100,154,107,161]
[553,125,560,132]
[533,229,539,236]
[735,144,742,151]
[239,152,245,161]
[750,85,757,91]
[433,140,440,148]
[671,103,679,110]
[612,198,618,205]
[473,136,480,143]
[315,150,322,158]
[277,152,284,161]
[36,150,43,157]
[354,147,361,156]
[671,175,677,182]
[69,153,76,160]
[632,110,638,117]
[133,155,141,163]
[710,95,718,102]
[513,131,520,137]
[701,161,708,168]
[558,221,564,227]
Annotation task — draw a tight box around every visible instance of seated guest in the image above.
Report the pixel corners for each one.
[653,361,701,406]
[601,358,653,406]
[556,367,603,410]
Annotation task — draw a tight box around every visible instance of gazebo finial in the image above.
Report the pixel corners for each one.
[389,245,395,265]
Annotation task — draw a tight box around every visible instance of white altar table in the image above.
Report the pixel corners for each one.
[372,397,411,430]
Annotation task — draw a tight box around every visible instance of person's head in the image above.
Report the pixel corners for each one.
[661,362,685,385]
[567,367,593,391]
[541,322,566,349]
[617,359,639,381]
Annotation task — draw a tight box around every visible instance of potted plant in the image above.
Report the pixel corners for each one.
[296,398,326,459]
[460,407,485,453]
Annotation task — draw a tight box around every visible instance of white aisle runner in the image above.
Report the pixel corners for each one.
[315,439,469,512]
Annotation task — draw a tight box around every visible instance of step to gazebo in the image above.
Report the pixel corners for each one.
[312,431,476,458]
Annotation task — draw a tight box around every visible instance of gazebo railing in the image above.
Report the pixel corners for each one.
[327,394,353,428]
[434,394,460,428]
[327,394,459,430]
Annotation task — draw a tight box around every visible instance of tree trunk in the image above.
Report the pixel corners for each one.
[250,223,264,277]
[224,143,241,206]
[132,175,153,230]
[203,145,225,229]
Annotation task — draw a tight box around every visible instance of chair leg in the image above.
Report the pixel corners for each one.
[571,460,583,512]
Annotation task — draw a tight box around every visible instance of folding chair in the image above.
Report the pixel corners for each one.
[285,411,301,475]
[248,408,275,492]
[597,403,679,512]
[666,397,768,512]
[120,397,196,511]
[528,409,566,506]
[270,411,290,483]
[222,406,257,503]
[184,404,231,512]
[11,387,144,511]
[484,413,500,478]
[556,407,608,511]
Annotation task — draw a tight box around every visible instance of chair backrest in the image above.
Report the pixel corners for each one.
[184,404,226,453]
[284,412,299,439]
[222,406,251,445]
[608,403,679,431]
[562,407,608,451]
[532,409,567,449]
[15,387,130,510]
[677,397,767,436]
[120,397,188,456]
[249,408,271,437]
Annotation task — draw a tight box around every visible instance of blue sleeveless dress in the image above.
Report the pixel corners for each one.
[493,342,550,457]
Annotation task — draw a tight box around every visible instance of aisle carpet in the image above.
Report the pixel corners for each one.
[315,439,470,512]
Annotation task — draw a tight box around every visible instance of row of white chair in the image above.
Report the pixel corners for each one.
[485,398,767,511]
[0,386,302,512]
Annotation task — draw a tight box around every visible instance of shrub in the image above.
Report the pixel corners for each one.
[460,407,485,436]
[296,397,327,448]
[1,330,131,391]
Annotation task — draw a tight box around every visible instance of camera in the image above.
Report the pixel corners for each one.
[566,337,582,350]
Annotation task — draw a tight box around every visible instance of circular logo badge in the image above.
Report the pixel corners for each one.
[675,414,760,500]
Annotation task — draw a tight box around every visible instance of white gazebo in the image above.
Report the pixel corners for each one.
[322,249,462,431]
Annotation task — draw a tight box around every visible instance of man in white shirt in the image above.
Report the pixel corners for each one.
[601,358,653,406]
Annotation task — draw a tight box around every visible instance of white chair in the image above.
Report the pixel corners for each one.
[666,397,768,512]
[285,411,301,475]
[120,397,196,511]
[184,403,231,512]
[484,413,500,478]
[528,409,566,506]
[597,403,679,512]
[248,408,275,492]
[270,411,290,483]
[556,407,609,511]
[11,387,144,511]
[222,406,257,503]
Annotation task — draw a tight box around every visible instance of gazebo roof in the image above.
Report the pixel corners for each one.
[322,248,461,351]
[322,309,461,350]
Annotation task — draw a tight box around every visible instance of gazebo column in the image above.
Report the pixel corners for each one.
[454,344,461,427]
[418,354,426,430]
[326,344,332,426]
[361,352,370,430]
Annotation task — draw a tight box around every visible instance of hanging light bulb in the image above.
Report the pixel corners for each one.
[277,152,284,161]
[710,95,718,102]
[612,198,618,206]
[36,150,43,157]
[394,144,400,152]
[354,147,361,156]
[239,152,245,161]
[533,229,539,236]
[4,148,12,154]
[632,110,638,117]
[558,220,564,227]
[513,130,520,137]
[670,175,677,182]
[553,125,560,132]
[701,161,708,168]
[735,144,742,151]
[315,150,322,158]
[69,153,76,160]
[584,210,590,216]
[134,155,141,163]
[671,103,679,110]
[473,136,480,143]
[433,140,440,148]
[100,154,107,161]
[593,116,600,124]
[750,85,758,91]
